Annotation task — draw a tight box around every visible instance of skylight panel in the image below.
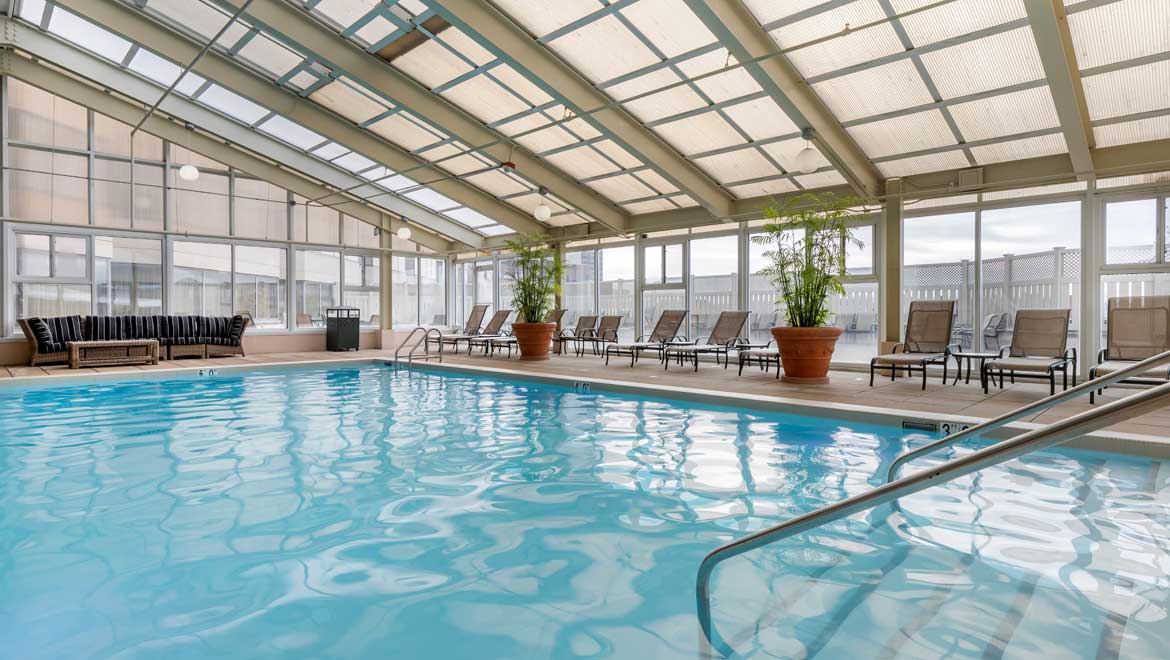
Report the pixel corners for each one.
[145,0,248,48]
[175,73,207,97]
[585,174,656,202]
[919,27,1044,99]
[772,0,904,78]
[287,71,319,91]
[674,49,762,104]
[654,113,746,155]
[368,113,446,151]
[1094,115,1170,148]
[333,152,377,173]
[515,125,580,153]
[794,170,848,189]
[128,48,182,86]
[18,0,45,24]
[375,174,417,192]
[312,142,349,160]
[445,208,497,228]
[981,181,1087,201]
[465,170,531,197]
[478,224,515,237]
[490,0,603,39]
[693,148,780,183]
[890,0,1025,48]
[812,59,934,122]
[309,79,390,124]
[546,14,660,82]
[876,150,970,177]
[359,166,394,181]
[622,85,708,123]
[739,0,825,26]
[312,0,380,29]
[592,141,642,169]
[847,109,956,158]
[236,33,302,78]
[969,133,1066,165]
[393,38,473,89]
[763,140,829,172]
[619,0,716,58]
[727,179,798,199]
[258,115,325,150]
[722,97,799,140]
[353,16,396,46]
[947,87,1061,142]
[198,85,269,124]
[439,27,497,67]
[490,64,554,106]
[623,198,677,214]
[633,170,679,194]
[543,145,620,180]
[405,188,459,212]
[48,8,132,62]
[441,75,531,125]
[1082,60,1170,121]
[1066,0,1170,70]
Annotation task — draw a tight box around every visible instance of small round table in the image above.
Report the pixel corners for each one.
[950,351,1001,386]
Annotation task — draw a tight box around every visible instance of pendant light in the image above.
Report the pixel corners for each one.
[533,185,552,222]
[396,226,412,241]
[178,164,200,181]
[792,127,820,175]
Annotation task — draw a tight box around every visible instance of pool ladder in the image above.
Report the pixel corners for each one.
[697,349,1170,657]
[393,327,443,372]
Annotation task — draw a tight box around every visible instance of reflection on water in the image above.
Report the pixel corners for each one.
[0,366,1166,659]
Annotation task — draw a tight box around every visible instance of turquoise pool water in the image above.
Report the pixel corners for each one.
[0,364,1167,659]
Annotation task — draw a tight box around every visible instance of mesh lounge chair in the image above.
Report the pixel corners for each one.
[463,310,513,354]
[870,300,958,390]
[576,315,623,356]
[605,310,688,367]
[552,315,597,356]
[1089,296,1170,403]
[738,340,781,379]
[983,308,1075,395]
[428,303,489,351]
[664,311,750,371]
[474,309,565,357]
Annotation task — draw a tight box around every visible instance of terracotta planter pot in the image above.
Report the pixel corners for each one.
[512,322,558,360]
[770,326,843,384]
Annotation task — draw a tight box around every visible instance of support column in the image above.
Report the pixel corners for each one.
[379,214,394,349]
[881,178,904,346]
[1079,197,1100,379]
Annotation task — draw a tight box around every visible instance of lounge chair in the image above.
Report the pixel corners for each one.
[1089,296,1170,403]
[664,310,750,371]
[428,303,489,351]
[983,309,1075,395]
[605,310,688,367]
[474,309,565,357]
[738,340,781,379]
[869,300,958,390]
[552,315,598,356]
[576,315,623,356]
[463,310,513,354]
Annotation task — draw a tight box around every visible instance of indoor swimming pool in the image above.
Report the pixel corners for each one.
[0,364,1167,659]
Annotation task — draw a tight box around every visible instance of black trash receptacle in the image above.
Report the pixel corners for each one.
[326,307,361,351]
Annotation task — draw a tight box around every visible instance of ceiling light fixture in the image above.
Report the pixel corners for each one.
[793,127,820,175]
[396,226,412,241]
[178,164,200,181]
[533,185,552,222]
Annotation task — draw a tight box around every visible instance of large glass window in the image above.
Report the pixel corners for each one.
[563,250,596,329]
[296,249,340,327]
[7,78,87,150]
[903,212,976,349]
[234,178,288,241]
[497,257,517,320]
[95,236,162,316]
[419,257,446,327]
[169,166,229,236]
[9,147,89,224]
[1105,199,1157,265]
[392,255,419,329]
[344,255,380,327]
[172,241,232,316]
[689,234,738,340]
[292,195,341,244]
[598,245,635,341]
[234,245,287,328]
[11,232,91,318]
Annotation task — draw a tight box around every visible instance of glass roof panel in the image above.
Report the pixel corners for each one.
[919,28,1044,98]
[1094,115,1170,148]
[622,85,709,123]
[728,178,798,199]
[174,72,207,97]
[812,59,935,122]
[585,174,656,202]
[393,38,474,88]
[332,151,377,173]
[739,0,825,26]
[632,170,679,194]
[489,0,603,38]
[545,14,660,82]
[496,112,553,137]
[969,133,1067,164]
[490,64,555,106]
[654,112,747,155]
[465,170,531,197]
[890,0,1026,48]
[690,68,762,104]
[309,79,391,124]
[198,84,269,124]
[258,115,325,150]
[479,224,516,237]
[877,151,970,177]
[947,86,1061,141]
[445,207,499,228]
[771,0,905,78]
[440,75,530,124]
[592,140,642,169]
[439,27,497,67]
[515,125,580,153]
[847,109,957,158]
[353,16,397,47]
[1066,0,1170,70]
[606,68,680,99]
[144,0,248,48]
[18,0,45,23]
[721,97,799,140]
[368,113,446,151]
[693,148,780,183]
[622,198,677,214]
[982,181,1086,201]
[128,48,182,86]
[794,170,849,190]
[762,139,829,172]
[1082,60,1170,121]
[311,0,381,29]
[404,188,459,212]
[236,33,303,78]
[287,71,319,90]
[48,8,132,62]
[619,0,716,58]
[312,142,350,160]
[542,145,620,179]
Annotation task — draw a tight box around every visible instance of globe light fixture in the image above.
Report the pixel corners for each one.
[533,185,552,221]
[396,226,412,241]
[178,164,200,182]
[793,128,819,175]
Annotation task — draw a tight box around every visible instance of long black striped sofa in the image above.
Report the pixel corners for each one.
[18,315,247,366]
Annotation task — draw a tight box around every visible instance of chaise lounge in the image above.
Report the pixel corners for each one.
[869,300,958,390]
[1089,295,1170,403]
[982,308,1076,395]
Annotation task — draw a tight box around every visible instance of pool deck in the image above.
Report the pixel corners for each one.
[3,348,1169,440]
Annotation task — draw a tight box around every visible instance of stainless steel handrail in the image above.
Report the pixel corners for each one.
[886,349,1170,483]
[393,327,444,370]
[696,380,1170,657]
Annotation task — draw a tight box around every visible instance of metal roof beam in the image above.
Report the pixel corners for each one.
[1,22,460,252]
[1024,0,1095,179]
[684,0,883,199]
[51,0,535,238]
[216,0,629,234]
[430,0,734,221]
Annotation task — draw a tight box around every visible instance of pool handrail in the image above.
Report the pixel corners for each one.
[886,348,1170,483]
[393,326,444,370]
[696,378,1170,657]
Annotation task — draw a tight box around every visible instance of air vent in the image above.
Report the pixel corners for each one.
[902,420,938,433]
[957,167,983,191]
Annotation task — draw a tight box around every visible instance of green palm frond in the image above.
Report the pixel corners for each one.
[504,234,564,323]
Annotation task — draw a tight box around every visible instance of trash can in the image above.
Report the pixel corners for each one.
[326,307,361,351]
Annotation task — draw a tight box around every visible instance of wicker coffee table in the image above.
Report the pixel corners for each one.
[67,339,160,369]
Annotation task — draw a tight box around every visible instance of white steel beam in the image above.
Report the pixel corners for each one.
[1024,0,1096,179]
[216,0,630,234]
[51,0,541,238]
[1,25,460,252]
[684,0,884,199]
[430,0,734,220]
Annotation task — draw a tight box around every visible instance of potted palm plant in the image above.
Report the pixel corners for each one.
[504,234,564,360]
[753,192,863,383]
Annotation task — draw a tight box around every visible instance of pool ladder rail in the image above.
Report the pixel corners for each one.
[393,326,444,371]
[696,349,1170,657]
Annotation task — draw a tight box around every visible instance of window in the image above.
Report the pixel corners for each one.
[498,257,517,320]
[92,114,163,160]
[747,229,800,342]
[7,78,87,150]
[95,236,162,316]
[11,232,91,319]
[172,241,232,316]
[643,243,682,285]
[903,212,976,349]
[234,178,288,241]
[419,257,446,327]
[1106,199,1157,265]
[235,245,287,328]
[563,250,596,329]
[598,245,635,341]
[343,214,380,249]
[392,255,419,329]
[9,147,89,224]
[169,166,229,235]
[296,249,340,327]
[292,195,341,244]
[344,254,381,327]
[689,234,738,340]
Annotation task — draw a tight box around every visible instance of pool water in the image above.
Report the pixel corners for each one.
[0,365,1167,659]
